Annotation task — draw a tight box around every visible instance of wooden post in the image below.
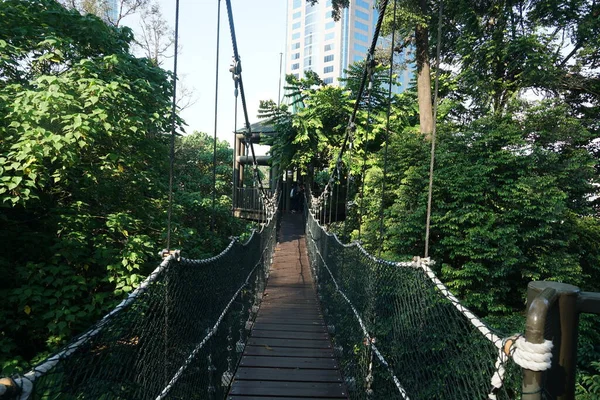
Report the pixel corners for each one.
[525,281,580,400]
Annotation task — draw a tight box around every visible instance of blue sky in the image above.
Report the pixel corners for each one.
[151,0,288,146]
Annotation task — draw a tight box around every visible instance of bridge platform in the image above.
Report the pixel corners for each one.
[228,213,348,399]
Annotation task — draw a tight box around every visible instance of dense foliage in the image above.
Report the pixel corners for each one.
[0,0,244,374]
[269,0,600,395]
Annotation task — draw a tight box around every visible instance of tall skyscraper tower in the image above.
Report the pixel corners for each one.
[285,0,412,91]
[105,0,119,24]
[285,0,379,85]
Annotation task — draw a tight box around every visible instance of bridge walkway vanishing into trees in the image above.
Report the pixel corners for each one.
[228,212,347,399]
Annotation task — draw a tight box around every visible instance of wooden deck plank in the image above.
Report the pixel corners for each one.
[235,367,343,382]
[229,396,338,400]
[242,345,334,358]
[229,381,347,398]
[252,322,326,332]
[247,337,332,349]
[251,329,329,340]
[239,356,338,369]
[256,309,323,319]
[254,317,324,326]
[228,213,347,399]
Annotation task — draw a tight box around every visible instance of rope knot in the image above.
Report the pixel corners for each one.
[511,336,553,371]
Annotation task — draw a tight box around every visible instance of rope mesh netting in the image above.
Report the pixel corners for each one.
[8,213,277,400]
[306,210,521,400]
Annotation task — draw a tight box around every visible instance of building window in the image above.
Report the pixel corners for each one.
[324,77,334,84]
[324,65,334,74]
[354,43,368,53]
[324,32,334,41]
[292,63,300,70]
[356,9,369,21]
[292,21,301,30]
[354,32,368,42]
[353,55,363,62]
[324,43,334,52]
[293,11,301,19]
[304,57,312,67]
[356,0,370,9]
[305,12,317,25]
[325,21,335,30]
[324,54,334,63]
[355,21,369,31]
[326,0,332,6]
[292,42,300,50]
[293,73,300,78]
[292,53,300,60]
[293,0,301,9]
[292,32,300,40]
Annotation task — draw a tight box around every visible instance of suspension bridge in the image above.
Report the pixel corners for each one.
[1,0,599,399]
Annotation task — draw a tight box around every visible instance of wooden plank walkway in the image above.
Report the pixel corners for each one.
[228,213,348,399]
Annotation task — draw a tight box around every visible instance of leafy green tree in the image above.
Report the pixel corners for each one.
[0,0,244,375]
[373,100,600,315]
[169,131,249,259]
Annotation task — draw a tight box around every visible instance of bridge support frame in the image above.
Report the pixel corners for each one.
[524,281,600,400]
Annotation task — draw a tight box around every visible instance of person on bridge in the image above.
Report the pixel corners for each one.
[290,182,299,213]
[296,183,305,212]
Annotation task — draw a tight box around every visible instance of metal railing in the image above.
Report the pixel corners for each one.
[523,281,600,400]
[234,187,265,212]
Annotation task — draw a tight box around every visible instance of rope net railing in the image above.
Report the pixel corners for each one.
[2,211,278,400]
[305,208,525,400]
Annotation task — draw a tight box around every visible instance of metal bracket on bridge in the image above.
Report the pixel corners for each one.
[159,249,181,261]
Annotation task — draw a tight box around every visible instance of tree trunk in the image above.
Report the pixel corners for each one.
[415,0,433,139]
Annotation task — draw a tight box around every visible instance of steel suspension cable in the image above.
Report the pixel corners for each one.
[224,0,267,198]
[211,0,222,232]
[166,0,181,251]
[424,1,444,258]
[358,75,374,241]
[320,0,389,199]
[232,84,238,213]
[377,0,398,256]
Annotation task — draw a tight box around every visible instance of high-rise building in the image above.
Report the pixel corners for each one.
[104,0,119,24]
[285,0,411,88]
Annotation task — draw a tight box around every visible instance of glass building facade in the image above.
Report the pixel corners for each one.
[285,0,411,91]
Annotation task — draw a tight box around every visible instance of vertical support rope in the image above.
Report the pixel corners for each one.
[166,0,181,251]
[377,0,397,257]
[343,141,353,241]
[424,1,443,258]
[211,0,222,231]
[224,0,267,198]
[358,81,374,241]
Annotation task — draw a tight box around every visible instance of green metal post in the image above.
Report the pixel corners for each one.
[525,281,580,400]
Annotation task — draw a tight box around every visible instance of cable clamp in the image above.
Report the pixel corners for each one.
[160,249,181,261]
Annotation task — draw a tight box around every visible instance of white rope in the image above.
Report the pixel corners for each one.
[156,219,277,399]
[307,201,556,399]
[512,336,553,371]
[415,257,503,347]
[307,213,411,400]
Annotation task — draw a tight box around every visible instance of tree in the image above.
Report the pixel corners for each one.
[135,1,173,66]
[0,0,239,374]
[58,0,149,27]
